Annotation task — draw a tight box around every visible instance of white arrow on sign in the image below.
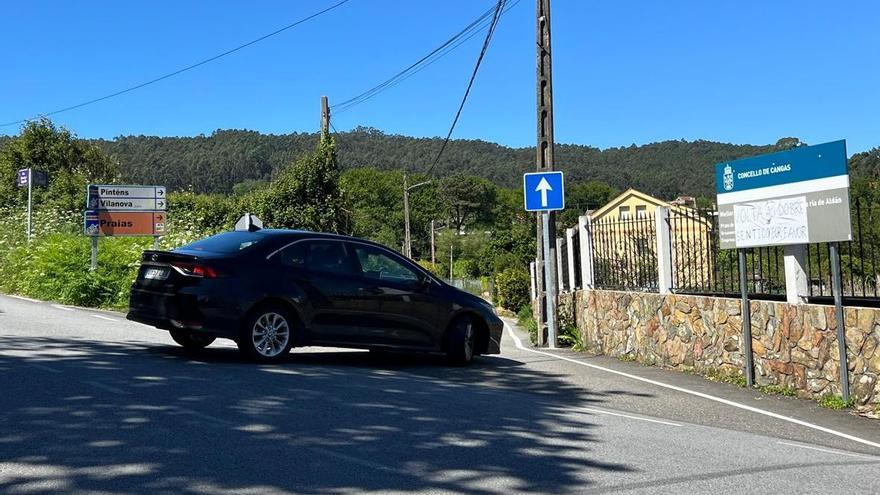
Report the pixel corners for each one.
[536,177,553,207]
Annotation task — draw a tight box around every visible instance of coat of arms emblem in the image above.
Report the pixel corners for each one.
[723,164,734,191]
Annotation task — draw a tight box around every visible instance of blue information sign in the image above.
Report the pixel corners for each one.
[715,140,851,249]
[17,169,29,187]
[523,171,565,212]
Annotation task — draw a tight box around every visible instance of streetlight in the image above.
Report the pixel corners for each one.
[403,173,432,258]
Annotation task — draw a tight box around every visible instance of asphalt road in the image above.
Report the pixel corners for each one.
[1,293,879,494]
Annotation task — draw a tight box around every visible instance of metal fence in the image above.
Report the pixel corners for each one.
[554,196,880,307]
[590,215,658,292]
[667,208,786,300]
[806,198,880,305]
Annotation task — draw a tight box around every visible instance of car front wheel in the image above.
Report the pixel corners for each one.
[169,330,215,351]
[238,306,293,363]
[447,316,476,365]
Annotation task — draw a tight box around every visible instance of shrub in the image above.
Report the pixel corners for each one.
[517,304,539,345]
[416,260,443,277]
[494,267,530,311]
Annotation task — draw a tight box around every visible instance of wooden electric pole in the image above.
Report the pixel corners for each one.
[535,0,557,346]
[321,95,330,139]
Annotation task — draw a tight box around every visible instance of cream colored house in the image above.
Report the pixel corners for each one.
[588,189,714,291]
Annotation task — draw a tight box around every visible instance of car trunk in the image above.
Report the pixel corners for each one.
[128,250,232,329]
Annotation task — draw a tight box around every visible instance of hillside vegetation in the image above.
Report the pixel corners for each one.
[92,129,880,199]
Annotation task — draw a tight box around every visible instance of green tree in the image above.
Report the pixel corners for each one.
[252,136,345,232]
[0,118,119,211]
[438,174,496,233]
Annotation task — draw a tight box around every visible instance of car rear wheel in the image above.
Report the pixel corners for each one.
[238,306,293,363]
[169,330,215,351]
[447,316,476,365]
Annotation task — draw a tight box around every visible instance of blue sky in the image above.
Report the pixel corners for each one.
[1,1,878,153]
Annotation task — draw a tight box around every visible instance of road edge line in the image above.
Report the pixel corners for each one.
[503,321,880,451]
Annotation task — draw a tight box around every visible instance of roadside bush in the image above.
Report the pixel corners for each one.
[494,267,530,311]
[0,233,148,308]
[517,304,539,345]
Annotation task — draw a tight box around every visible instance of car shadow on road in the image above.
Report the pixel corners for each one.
[1,335,641,494]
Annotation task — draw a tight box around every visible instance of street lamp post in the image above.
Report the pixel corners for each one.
[403,174,432,259]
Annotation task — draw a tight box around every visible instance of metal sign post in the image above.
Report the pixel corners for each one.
[524,171,564,348]
[541,212,557,349]
[90,237,98,272]
[27,168,33,241]
[829,242,850,402]
[737,249,755,387]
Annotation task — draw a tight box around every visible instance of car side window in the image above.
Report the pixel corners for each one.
[279,240,352,276]
[351,244,420,284]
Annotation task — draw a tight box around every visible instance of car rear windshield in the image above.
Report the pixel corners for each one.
[176,232,265,254]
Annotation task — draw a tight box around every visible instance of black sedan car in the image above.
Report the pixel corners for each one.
[127,229,503,364]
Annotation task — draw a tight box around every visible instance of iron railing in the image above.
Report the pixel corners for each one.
[668,208,786,300]
[806,198,880,305]
[590,215,658,292]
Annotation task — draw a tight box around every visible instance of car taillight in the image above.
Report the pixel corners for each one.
[171,262,220,278]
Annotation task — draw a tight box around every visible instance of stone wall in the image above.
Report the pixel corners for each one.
[558,289,880,410]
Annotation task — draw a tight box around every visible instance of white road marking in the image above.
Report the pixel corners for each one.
[91,314,119,322]
[84,381,130,395]
[778,441,880,461]
[52,304,74,312]
[579,406,682,427]
[503,322,880,451]
[6,294,42,303]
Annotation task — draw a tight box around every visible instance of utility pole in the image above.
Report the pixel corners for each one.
[403,174,412,258]
[535,0,558,346]
[430,219,436,264]
[321,95,330,139]
[449,244,454,281]
[402,176,432,259]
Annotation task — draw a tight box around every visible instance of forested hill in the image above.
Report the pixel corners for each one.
[92,128,878,199]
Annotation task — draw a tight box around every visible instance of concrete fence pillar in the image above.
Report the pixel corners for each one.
[565,227,577,290]
[784,244,809,304]
[578,215,595,289]
[655,206,673,294]
[556,237,566,292]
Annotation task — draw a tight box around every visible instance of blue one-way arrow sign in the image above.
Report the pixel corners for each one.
[523,171,565,211]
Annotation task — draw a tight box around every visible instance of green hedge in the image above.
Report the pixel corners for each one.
[494,267,530,311]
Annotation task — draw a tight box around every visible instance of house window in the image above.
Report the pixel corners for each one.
[636,205,647,218]
[619,206,631,220]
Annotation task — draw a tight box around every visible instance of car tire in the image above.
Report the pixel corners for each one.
[446,316,476,365]
[237,305,294,363]
[169,330,215,351]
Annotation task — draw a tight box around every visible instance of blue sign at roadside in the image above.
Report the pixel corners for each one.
[17,169,29,187]
[715,140,847,194]
[523,171,565,212]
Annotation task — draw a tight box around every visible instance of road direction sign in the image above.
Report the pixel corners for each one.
[84,210,167,237]
[87,185,167,211]
[523,171,565,211]
[715,140,851,249]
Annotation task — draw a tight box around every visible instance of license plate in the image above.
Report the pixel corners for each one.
[144,267,169,280]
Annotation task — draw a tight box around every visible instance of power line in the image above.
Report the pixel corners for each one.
[425,0,506,177]
[332,0,519,115]
[1,0,353,128]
